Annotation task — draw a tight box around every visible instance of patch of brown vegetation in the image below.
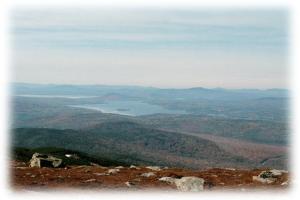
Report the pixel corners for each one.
[11,161,289,191]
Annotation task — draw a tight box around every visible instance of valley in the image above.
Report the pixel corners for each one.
[10,83,290,190]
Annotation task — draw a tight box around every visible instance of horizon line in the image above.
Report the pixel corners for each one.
[11,82,289,91]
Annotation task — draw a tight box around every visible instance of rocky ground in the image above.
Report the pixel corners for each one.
[11,161,289,192]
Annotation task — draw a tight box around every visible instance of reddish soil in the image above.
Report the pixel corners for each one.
[11,161,289,191]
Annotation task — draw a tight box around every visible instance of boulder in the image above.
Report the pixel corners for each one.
[269,169,287,176]
[174,177,205,192]
[29,153,63,168]
[159,176,205,191]
[252,169,286,184]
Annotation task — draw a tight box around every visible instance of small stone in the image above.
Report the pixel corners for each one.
[108,168,120,174]
[115,166,124,169]
[253,176,276,184]
[130,165,140,170]
[281,181,289,186]
[159,177,176,184]
[93,173,107,176]
[125,181,134,187]
[84,179,96,182]
[270,169,287,176]
[225,168,236,171]
[16,167,28,169]
[146,166,161,171]
[141,172,156,177]
[90,163,100,167]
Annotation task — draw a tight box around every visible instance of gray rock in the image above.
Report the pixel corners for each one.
[174,177,205,192]
[159,176,205,191]
[252,169,286,184]
[29,153,63,168]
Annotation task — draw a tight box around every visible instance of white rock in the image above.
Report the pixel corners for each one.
[270,169,288,176]
[29,153,62,168]
[65,154,80,159]
[253,169,287,184]
[16,167,28,169]
[253,176,276,184]
[90,163,101,167]
[125,181,133,187]
[93,173,107,176]
[281,181,289,186]
[108,168,120,174]
[84,179,96,182]
[115,166,124,169]
[159,177,176,184]
[141,172,156,177]
[130,165,141,170]
[225,168,236,171]
[174,177,205,192]
[146,166,161,171]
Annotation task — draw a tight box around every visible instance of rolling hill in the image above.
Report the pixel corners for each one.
[12,121,255,169]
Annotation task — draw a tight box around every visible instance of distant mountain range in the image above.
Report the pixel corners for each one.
[10,83,289,170]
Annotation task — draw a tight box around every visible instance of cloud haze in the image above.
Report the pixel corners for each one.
[12,8,288,89]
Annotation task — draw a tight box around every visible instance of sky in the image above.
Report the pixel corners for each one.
[11,8,288,89]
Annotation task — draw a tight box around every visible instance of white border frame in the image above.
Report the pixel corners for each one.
[1,0,299,199]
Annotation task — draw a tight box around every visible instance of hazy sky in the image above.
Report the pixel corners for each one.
[12,8,288,89]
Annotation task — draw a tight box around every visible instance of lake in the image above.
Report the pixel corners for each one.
[69,100,187,116]
[15,94,98,99]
